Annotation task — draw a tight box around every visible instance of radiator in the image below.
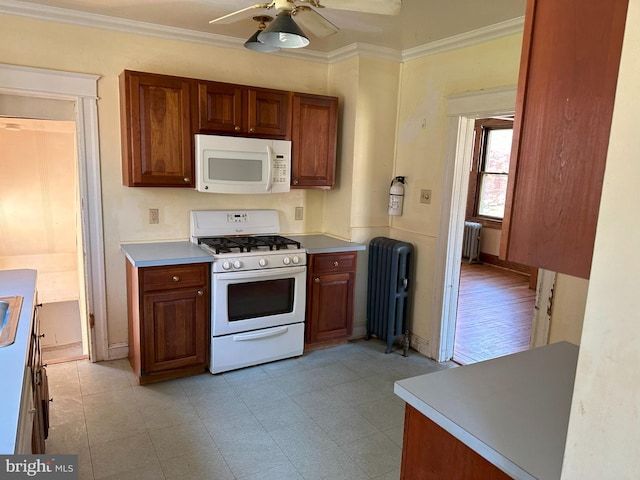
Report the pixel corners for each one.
[366,237,414,354]
[462,221,482,263]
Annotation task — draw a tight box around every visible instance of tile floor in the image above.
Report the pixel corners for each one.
[45,339,455,480]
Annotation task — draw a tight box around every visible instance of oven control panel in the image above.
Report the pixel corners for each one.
[226,213,248,223]
[211,251,306,273]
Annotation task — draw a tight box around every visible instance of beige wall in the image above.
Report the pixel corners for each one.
[561,0,640,475]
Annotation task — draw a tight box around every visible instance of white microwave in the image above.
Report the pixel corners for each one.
[195,134,291,194]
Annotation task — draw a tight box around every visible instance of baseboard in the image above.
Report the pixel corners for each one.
[479,252,532,275]
[409,332,431,359]
[108,342,129,360]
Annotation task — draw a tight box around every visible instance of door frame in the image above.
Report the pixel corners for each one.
[0,63,108,361]
[430,86,522,362]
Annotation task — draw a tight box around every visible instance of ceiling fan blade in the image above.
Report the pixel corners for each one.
[209,3,271,24]
[293,8,339,38]
[315,0,402,15]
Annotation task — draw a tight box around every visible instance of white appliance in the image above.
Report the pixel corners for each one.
[190,209,306,374]
[195,134,291,194]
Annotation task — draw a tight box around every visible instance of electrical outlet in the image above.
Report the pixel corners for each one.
[149,208,159,224]
[420,189,432,204]
[295,207,304,221]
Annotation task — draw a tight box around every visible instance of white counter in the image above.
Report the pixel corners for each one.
[0,269,38,454]
[394,342,579,480]
[121,241,213,267]
[286,234,366,254]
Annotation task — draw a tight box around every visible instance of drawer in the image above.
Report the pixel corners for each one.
[141,263,209,292]
[311,252,357,274]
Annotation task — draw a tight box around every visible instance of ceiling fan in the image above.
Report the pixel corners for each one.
[209,0,402,51]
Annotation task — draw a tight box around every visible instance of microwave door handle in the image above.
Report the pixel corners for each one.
[265,145,273,192]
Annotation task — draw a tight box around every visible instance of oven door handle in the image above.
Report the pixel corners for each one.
[216,265,306,280]
[233,326,289,341]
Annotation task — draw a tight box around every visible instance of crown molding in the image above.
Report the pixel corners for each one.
[402,17,525,63]
[0,0,523,65]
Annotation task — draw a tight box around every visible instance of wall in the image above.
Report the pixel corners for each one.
[561,0,640,475]
[390,35,523,343]
[0,14,330,348]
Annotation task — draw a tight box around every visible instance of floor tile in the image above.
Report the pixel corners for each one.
[313,406,379,445]
[288,444,369,480]
[269,417,338,459]
[341,432,402,477]
[89,432,160,480]
[215,430,291,478]
[160,450,234,480]
[354,394,406,431]
[148,420,217,461]
[249,396,312,432]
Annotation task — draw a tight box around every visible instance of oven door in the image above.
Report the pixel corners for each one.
[212,265,306,336]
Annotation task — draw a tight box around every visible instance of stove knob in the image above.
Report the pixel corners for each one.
[233,260,242,269]
[222,261,231,271]
[292,256,300,264]
[259,258,268,267]
[283,256,291,265]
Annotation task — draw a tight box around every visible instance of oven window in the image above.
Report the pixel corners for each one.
[227,278,294,321]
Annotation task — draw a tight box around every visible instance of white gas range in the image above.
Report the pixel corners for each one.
[190,210,306,374]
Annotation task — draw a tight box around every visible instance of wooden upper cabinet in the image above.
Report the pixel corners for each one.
[120,70,194,187]
[291,93,338,189]
[500,0,629,279]
[197,81,290,138]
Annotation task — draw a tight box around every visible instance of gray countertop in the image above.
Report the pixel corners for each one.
[286,234,366,254]
[121,241,214,267]
[394,341,578,480]
[0,269,38,454]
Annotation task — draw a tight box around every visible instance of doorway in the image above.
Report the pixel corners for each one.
[0,116,88,363]
[0,63,107,361]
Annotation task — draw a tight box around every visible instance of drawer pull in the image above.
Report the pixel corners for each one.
[234,125,241,131]
[292,179,299,185]
[183,177,190,183]
[197,290,204,296]
[333,261,339,267]
[172,276,180,282]
[315,277,320,283]
[249,127,255,133]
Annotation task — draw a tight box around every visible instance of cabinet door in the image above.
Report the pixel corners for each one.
[142,287,208,374]
[120,71,194,187]
[291,93,338,189]
[247,88,291,138]
[197,81,244,134]
[306,252,356,345]
[500,0,628,279]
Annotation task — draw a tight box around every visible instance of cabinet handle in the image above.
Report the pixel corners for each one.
[197,290,204,296]
[333,261,339,267]
[249,127,255,133]
[314,277,320,283]
[292,179,299,185]
[183,177,190,183]
[172,276,180,282]
[234,125,241,131]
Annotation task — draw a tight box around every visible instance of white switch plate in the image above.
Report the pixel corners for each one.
[149,208,159,224]
[295,207,303,220]
[420,189,432,204]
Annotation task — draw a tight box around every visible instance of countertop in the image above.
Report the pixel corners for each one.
[121,241,214,267]
[286,234,366,254]
[394,341,579,480]
[0,269,38,454]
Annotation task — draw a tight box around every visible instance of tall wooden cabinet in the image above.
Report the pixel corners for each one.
[119,70,195,187]
[126,261,210,384]
[291,93,338,189]
[500,0,629,279]
[305,251,356,347]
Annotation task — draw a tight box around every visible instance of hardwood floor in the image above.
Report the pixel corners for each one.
[453,262,536,365]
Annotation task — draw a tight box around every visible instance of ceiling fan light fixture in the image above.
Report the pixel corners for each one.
[244,16,279,52]
[258,11,309,49]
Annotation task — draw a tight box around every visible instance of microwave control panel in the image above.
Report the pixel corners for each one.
[272,154,288,185]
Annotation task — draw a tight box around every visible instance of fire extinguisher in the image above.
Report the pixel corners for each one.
[388,176,405,216]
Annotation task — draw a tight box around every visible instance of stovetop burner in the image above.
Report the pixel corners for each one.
[199,235,301,255]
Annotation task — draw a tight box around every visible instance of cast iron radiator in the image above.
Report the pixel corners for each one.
[462,221,482,264]
[365,237,414,354]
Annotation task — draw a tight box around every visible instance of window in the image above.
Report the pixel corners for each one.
[466,118,513,227]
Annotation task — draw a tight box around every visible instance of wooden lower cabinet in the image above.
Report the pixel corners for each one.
[305,251,356,348]
[127,261,210,384]
[401,404,512,480]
